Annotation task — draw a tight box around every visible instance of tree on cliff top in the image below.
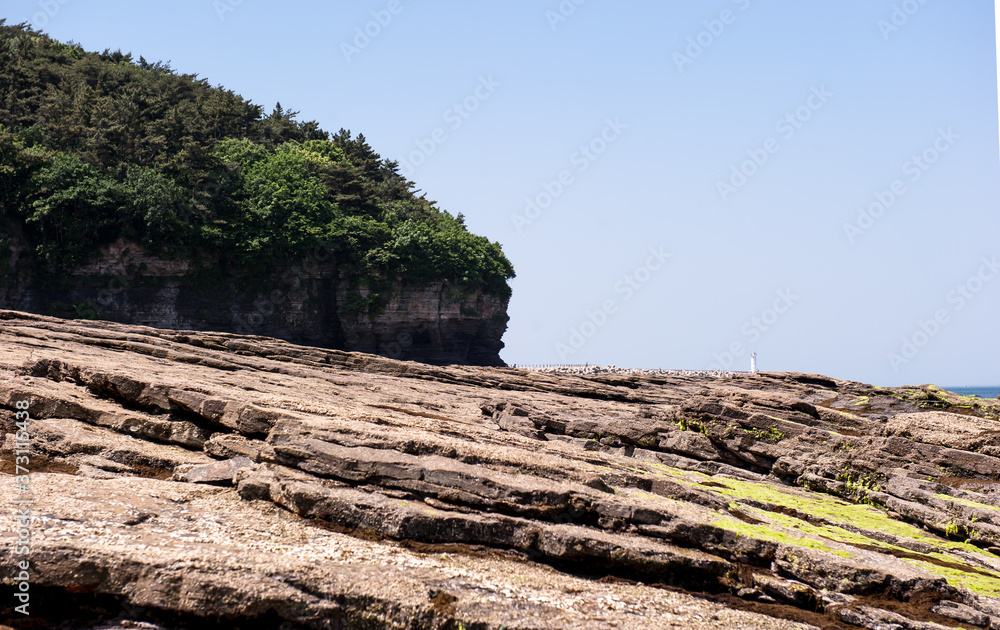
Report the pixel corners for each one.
[0,21,514,299]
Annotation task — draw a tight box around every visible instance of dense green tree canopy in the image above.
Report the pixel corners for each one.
[0,21,513,298]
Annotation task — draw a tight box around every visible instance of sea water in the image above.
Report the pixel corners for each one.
[946,386,1000,399]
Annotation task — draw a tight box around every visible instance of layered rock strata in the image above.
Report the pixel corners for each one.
[2,311,1000,629]
[0,237,508,366]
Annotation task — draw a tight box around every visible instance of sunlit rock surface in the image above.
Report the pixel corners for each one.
[3,310,1000,629]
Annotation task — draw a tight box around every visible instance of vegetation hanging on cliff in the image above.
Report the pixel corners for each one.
[0,21,514,298]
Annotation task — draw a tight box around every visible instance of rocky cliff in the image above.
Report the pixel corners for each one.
[3,311,1000,629]
[1,24,517,367]
[0,235,508,366]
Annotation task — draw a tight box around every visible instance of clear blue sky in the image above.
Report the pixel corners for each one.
[6,0,999,387]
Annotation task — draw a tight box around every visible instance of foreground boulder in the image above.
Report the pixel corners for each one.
[3,309,1000,629]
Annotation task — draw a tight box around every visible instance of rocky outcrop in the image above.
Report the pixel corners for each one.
[0,236,509,366]
[3,310,1000,629]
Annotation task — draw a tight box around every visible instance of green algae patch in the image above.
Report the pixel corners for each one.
[699,476,999,561]
[699,476,874,520]
[754,507,1000,577]
[924,550,1000,572]
[748,507,883,549]
[935,538,998,559]
[641,461,704,479]
[820,408,866,423]
[698,476,957,546]
[904,559,1000,597]
[626,459,997,559]
[711,514,851,558]
[621,487,684,509]
[613,452,1000,566]
[933,493,1000,514]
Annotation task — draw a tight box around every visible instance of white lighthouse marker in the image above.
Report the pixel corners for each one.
[750,352,758,374]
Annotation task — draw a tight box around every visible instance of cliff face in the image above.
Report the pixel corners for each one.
[0,235,509,366]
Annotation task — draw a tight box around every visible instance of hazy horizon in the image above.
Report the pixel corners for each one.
[5,1,999,388]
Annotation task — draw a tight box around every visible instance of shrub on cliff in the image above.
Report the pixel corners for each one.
[0,21,514,299]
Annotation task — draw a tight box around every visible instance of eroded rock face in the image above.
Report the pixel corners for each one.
[0,238,509,366]
[3,310,1000,629]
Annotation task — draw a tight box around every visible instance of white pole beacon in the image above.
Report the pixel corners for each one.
[750,353,758,374]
